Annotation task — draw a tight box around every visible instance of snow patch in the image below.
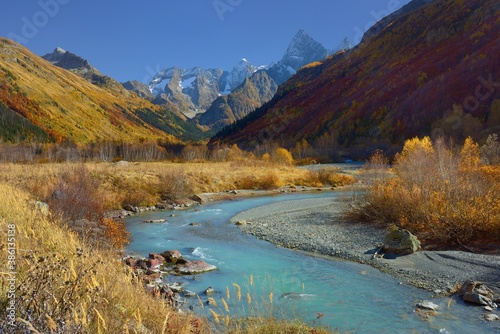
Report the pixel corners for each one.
[180,76,196,89]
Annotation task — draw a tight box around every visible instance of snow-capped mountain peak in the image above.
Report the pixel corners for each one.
[145,29,330,117]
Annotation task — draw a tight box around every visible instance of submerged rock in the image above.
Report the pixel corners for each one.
[382,228,421,255]
[183,290,197,297]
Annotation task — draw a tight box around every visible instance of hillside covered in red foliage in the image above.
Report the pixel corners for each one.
[212,0,500,158]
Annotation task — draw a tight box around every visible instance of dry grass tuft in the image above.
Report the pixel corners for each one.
[0,183,207,333]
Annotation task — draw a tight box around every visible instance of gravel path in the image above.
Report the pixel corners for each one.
[231,196,500,295]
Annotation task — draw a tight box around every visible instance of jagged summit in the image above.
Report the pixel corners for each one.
[265,30,329,85]
[43,47,94,73]
[280,29,329,71]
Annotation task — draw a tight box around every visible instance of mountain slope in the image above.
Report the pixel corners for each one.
[212,0,500,157]
[0,38,197,143]
[197,71,278,131]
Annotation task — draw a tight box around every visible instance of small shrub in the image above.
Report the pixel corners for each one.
[157,167,193,200]
[307,168,355,187]
[120,188,155,207]
[259,172,281,190]
[48,165,103,222]
[101,218,130,249]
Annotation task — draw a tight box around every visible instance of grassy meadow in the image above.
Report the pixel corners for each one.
[0,155,345,333]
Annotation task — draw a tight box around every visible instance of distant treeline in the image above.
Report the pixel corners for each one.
[0,140,298,164]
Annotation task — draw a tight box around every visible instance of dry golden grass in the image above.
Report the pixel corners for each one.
[198,275,336,334]
[0,183,208,333]
[0,161,355,210]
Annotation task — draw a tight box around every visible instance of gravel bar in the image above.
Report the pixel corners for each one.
[231,196,500,295]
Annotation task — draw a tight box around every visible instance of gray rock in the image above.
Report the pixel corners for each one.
[190,194,205,203]
[52,189,64,200]
[416,301,439,311]
[204,286,215,295]
[463,292,493,306]
[235,220,247,226]
[460,280,496,307]
[124,204,139,213]
[183,290,197,298]
[143,219,167,223]
[484,313,499,321]
[382,228,421,255]
[167,282,184,293]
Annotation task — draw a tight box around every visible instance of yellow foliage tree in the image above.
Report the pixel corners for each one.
[460,136,480,170]
[400,136,434,158]
[227,144,244,161]
[273,148,294,165]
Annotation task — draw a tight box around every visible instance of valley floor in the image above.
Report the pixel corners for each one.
[231,193,500,296]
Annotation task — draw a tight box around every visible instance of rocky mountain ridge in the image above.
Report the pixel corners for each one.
[146,30,341,122]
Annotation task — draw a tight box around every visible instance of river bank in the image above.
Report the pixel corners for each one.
[231,195,500,297]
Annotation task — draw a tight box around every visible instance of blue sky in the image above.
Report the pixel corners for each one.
[1,0,411,83]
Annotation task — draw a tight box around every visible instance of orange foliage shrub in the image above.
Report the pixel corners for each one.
[352,137,500,248]
[101,218,131,249]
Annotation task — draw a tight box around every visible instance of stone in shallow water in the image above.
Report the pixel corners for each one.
[484,313,499,321]
[459,280,496,307]
[175,260,217,275]
[417,301,439,311]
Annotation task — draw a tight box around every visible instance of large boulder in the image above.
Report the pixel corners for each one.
[175,260,217,275]
[459,280,497,308]
[382,228,421,255]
